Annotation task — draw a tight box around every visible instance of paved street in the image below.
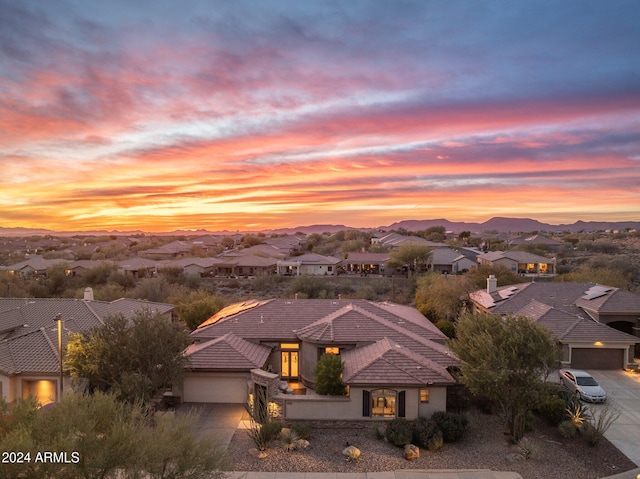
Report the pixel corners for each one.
[589,370,640,466]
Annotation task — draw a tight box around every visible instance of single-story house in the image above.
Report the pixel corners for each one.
[476,250,557,276]
[344,253,391,275]
[276,253,342,276]
[0,293,176,405]
[181,299,459,421]
[470,277,639,370]
[429,248,477,274]
[508,234,565,251]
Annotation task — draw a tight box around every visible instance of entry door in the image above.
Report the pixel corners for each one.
[281,351,299,378]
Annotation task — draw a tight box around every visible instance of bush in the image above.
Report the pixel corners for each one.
[385,418,415,446]
[431,411,469,443]
[427,428,444,451]
[290,421,311,440]
[262,421,283,442]
[558,420,578,438]
[538,395,566,426]
[517,437,540,460]
[413,417,440,450]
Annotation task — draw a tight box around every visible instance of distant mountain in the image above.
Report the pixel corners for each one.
[1,217,638,237]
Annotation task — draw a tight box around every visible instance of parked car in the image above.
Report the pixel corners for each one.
[558,368,607,403]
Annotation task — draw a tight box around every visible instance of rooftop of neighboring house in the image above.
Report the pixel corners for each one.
[0,296,176,375]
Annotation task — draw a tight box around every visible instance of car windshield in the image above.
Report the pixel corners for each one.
[576,376,598,386]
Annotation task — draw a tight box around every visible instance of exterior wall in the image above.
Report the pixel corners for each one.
[182,372,249,403]
[282,386,448,421]
[299,342,318,384]
[0,373,9,401]
[299,264,337,276]
[417,387,448,417]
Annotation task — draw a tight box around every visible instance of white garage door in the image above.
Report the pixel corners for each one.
[183,373,248,403]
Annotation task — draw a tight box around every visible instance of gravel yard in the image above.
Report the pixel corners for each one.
[226,408,636,479]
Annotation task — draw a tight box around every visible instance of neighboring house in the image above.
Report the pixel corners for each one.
[117,257,162,277]
[0,293,176,405]
[163,257,224,277]
[477,250,557,276]
[5,257,68,278]
[265,235,307,256]
[276,253,341,276]
[140,240,192,259]
[470,277,639,369]
[429,248,477,274]
[181,299,459,421]
[372,232,447,249]
[508,234,565,251]
[344,252,390,275]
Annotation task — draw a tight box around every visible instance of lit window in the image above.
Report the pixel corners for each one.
[371,389,396,418]
[325,347,339,355]
[280,343,299,350]
[420,389,430,403]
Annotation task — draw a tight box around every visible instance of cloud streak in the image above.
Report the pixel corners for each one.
[1,0,639,231]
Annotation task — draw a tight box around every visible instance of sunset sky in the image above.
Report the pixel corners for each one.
[1,1,639,233]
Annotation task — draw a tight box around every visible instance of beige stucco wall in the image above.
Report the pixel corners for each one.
[182,372,249,403]
[283,386,448,421]
[0,373,9,402]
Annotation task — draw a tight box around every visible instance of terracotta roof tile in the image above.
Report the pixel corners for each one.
[184,332,272,370]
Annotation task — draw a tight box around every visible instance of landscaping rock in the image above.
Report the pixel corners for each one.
[506,452,525,463]
[404,444,420,460]
[295,439,310,450]
[342,445,361,461]
[248,448,268,459]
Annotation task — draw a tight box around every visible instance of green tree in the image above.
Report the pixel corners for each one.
[415,272,470,321]
[65,311,191,403]
[449,311,560,443]
[314,354,346,395]
[387,244,432,272]
[174,291,227,330]
[0,392,230,479]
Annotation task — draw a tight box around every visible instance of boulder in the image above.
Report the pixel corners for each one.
[342,445,361,461]
[295,439,310,450]
[506,452,525,463]
[248,448,268,459]
[404,444,420,460]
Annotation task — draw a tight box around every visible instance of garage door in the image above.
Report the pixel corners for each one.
[183,373,248,403]
[571,348,624,370]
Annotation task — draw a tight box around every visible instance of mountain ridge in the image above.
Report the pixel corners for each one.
[1,217,638,237]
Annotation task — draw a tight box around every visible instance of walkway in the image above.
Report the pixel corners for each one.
[225,471,524,479]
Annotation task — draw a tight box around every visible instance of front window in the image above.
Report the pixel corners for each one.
[420,389,430,403]
[371,389,396,418]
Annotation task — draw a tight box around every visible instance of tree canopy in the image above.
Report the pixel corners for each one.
[314,353,347,396]
[449,311,560,442]
[65,311,191,403]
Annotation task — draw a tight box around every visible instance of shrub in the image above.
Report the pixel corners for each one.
[538,395,566,426]
[385,418,415,446]
[524,410,534,432]
[427,429,444,451]
[430,411,469,443]
[517,437,540,460]
[413,417,441,450]
[247,420,282,451]
[558,420,577,438]
[291,421,311,440]
[281,429,300,452]
[314,354,346,395]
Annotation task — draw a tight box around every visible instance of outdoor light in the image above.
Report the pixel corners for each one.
[54,313,63,399]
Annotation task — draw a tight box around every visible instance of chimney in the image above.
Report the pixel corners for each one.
[84,287,94,301]
[487,275,497,294]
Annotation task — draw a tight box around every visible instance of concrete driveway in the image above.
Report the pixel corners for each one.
[177,402,247,448]
[588,370,640,466]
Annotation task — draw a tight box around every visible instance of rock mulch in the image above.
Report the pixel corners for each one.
[226,408,637,479]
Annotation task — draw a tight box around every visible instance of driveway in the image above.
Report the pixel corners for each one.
[588,370,640,466]
[177,402,247,449]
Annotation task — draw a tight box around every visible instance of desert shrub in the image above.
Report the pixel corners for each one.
[435,319,456,339]
[413,417,440,450]
[281,429,300,452]
[385,418,415,446]
[538,395,566,426]
[558,420,578,438]
[579,421,601,446]
[290,421,311,440]
[430,411,469,442]
[372,423,387,439]
[427,429,444,451]
[517,437,540,460]
[247,420,282,451]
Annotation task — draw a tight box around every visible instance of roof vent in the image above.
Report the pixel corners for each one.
[84,287,94,301]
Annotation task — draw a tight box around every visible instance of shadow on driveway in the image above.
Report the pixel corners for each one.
[177,402,248,449]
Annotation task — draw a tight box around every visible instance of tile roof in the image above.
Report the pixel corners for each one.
[184,332,272,370]
[0,297,175,375]
[345,252,390,263]
[342,337,455,386]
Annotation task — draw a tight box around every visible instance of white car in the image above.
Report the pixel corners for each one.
[558,369,607,403]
